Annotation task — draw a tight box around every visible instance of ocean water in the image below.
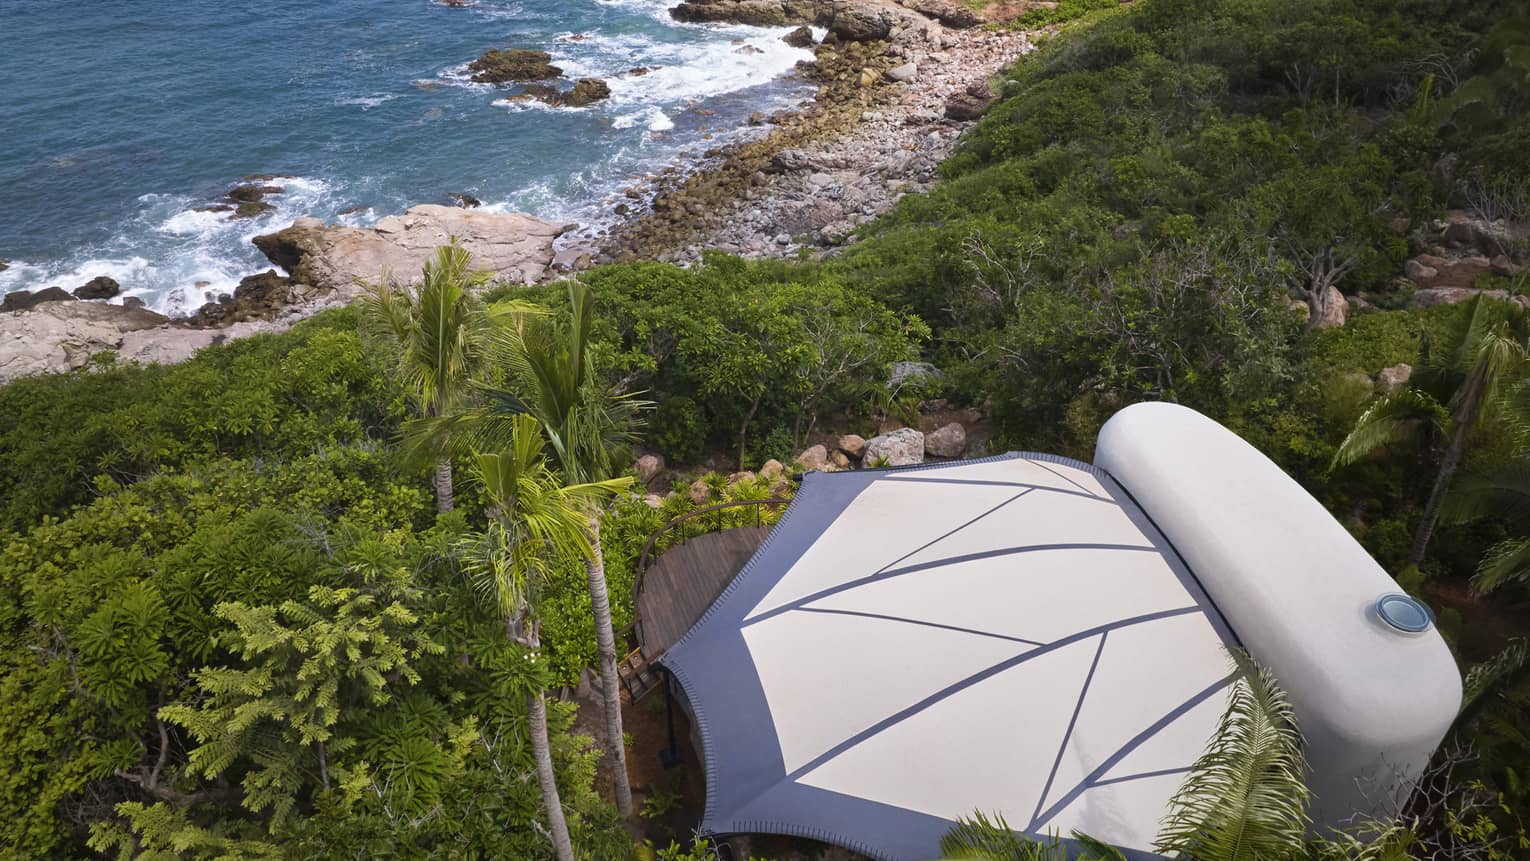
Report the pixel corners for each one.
[0,0,815,312]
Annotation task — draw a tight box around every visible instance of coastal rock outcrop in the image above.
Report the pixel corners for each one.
[1,287,75,312]
[74,276,121,300]
[668,0,926,41]
[184,270,311,328]
[468,49,563,83]
[253,205,574,293]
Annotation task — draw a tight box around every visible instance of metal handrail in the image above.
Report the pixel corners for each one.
[631,497,791,607]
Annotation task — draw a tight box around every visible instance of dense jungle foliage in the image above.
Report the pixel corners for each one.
[2,0,1529,857]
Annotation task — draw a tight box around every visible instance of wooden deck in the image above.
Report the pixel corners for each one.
[636,525,771,661]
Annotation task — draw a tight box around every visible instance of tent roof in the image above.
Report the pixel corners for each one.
[661,452,1238,860]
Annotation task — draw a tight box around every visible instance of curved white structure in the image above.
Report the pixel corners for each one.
[1095,401,1461,826]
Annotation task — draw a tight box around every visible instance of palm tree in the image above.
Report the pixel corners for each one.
[1333,296,1530,568]
[361,242,527,513]
[457,414,628,861]
[415,281,646,817]
[937,654,1413,861]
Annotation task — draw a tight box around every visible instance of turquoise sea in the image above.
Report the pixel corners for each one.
[0,0,814,311]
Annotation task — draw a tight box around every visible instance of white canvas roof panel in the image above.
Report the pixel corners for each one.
[662,452,1237,860]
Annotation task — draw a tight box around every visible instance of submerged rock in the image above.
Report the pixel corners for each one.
[74,276,121,300]
[517,78,611,108]
[468,48,562,83]
[447,192,483,208]
[564,77,612,106]
[252,204,574,293]
[227,184,284,203]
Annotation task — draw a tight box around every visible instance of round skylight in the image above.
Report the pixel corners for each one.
[1375,593,1434,634]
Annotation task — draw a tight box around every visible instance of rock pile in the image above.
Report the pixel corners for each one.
[1402,210,1529,309]
[578,25,1029,265]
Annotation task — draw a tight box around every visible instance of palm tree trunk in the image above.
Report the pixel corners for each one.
[585,514,634,818]
[434,458,454,513]
[1409,422,1471,568]
[527,688,576,861]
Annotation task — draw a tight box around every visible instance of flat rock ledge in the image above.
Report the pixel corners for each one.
[254,204,575,294]
[0,301,310,382]
[0,204,573,384]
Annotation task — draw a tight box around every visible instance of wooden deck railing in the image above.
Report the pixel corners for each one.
[632,497,791,606]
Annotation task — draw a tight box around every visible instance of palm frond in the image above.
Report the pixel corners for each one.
[1455,638,1530,732]
[1442,460,1530,525]
[1472,537,1530,593]
[1154,652,1309,861]
[938,813,1066,860]
[1069,832,1129,861]
[1331,389,1450,469]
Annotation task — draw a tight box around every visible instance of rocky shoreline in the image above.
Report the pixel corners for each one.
[1,0,1031,384]
[567,21,1032,266]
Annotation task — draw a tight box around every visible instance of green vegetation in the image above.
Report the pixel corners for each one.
[3,0,1530,857]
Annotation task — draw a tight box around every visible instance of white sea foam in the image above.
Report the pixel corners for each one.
[612,105,675,131]
[338,93,400,109]
[2,176,343,315]
[550,27,812,107]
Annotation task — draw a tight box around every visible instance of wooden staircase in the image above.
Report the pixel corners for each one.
[619,648,663,702]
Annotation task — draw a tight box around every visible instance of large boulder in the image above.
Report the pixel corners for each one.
[924,422,966,458]
[634,454,665,486]
[252,205,574,293]
[945,78,996,120]
[1376,363,1412,393]
[1307,284,1347,330]
[670,0,818,27]
[893,0,980,27]
[0,301,169,381]
[468,49,562,83]
[837,433,866,459]
[863,427,924,466]
[74,276,121,300]
[889,360,943,388]
[795,444,832,472]
[1412,287,1530,309]
[783,25,816,47]
[828,3,895,41]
